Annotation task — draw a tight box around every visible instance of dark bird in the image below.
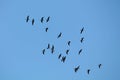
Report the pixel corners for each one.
[45,27,48,32]
[57,32,62,38]
[66,49,69,55]
[26,16,29,22]
[42,49,45,55]
[32,19,34,25]
[61,56,66,63]
[68,41,71,46]
[80,37,84,43]
[80,27,84,34]
[74,65,80,72]
[98,64,102,69]
[46,16,50,22]
[51,45,54,54]
[78,49,82,55]
[47,44,50,49]
[41,17,44,23]
[58,54,62,59]
[87,69,90,75]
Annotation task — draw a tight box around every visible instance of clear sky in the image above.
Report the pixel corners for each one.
[0,0,120,80]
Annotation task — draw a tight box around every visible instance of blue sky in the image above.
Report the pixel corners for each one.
[0,0,120,80]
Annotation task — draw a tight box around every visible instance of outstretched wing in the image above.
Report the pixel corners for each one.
[46,16,50,22]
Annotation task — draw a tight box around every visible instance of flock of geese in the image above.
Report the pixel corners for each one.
[25,15,102,76]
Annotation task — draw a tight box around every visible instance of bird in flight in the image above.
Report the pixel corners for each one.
[32,19,34,25]
[57,32,62,38]
[51,45,54,54]
[78,49,82,55]
[58,54,62,59]
[98,64,102,69]
[41,17,44,23]
[26,15,29,22]
[80,27,84,34]
[42,49,45,55]
[68,41,71,46]
[66,49,69,55]
[45,27,48,32]
[61,56,66,63]
[47,44,50,49]
[46,16,50,22]
[80,37,84,43]
[74,65,80,72]
[87,69,90,75]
